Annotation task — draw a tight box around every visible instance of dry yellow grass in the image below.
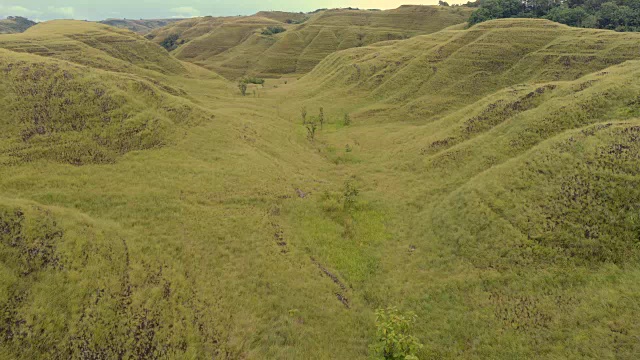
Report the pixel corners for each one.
[147,6,473,79]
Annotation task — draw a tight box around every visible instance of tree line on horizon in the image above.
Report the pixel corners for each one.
[463,0,640,31]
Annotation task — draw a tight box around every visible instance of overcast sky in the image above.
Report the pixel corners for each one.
[0,1,443,21]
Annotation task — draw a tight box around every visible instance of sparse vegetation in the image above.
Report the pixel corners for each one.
[238,82,248,96]
[305,117,318,141]
[343,113,352,126]
[319,107,325,129]
[342,179,359,211]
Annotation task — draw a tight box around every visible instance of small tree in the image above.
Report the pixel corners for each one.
[301,106,308,124]
[238,82,247,96]
[373,307,423,360]
[343,113,352,126]
[319,107,325,129]
[305,117,317,142]
[343,179,359,211]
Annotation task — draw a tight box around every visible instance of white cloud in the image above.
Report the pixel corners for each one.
[0,5,42,17]
[170,6,200,18]
[48,6,75,18]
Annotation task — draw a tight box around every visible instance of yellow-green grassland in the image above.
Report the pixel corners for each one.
[1,6,640,359]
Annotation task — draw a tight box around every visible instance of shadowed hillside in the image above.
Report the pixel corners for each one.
[147,6,473,79]
[99,18,184,34]
[1,13,640,360]
[0,16,36,34]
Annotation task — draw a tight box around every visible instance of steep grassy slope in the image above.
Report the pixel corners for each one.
[2,16,640,359]
[0,21,189,77]
[270,18,640,358]
[0,50,215,166]
[99,18,184,34]
[298,19,640,122]
[0,20,227,166]
[0,16,36,34]
[148,6,473,79]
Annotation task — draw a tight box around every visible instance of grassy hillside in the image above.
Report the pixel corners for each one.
[0,16,36,34]
[147,6,473,79]
[1,15,640,359]
[99,18,184,34]
[271,18,640,358]
[0,19,368,359]
[0,20,195,78]
[297,19,640,121]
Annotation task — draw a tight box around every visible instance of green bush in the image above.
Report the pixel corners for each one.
[343,179,359,211]
[160,34,180,51]
[261,26,286,35]
[373,307,423,360]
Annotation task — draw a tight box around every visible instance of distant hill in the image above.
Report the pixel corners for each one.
[0,20,189,76]
[99,18,184,34]
[254,11,308,23]
[0,16,36,34]
[297,18,640,122]
[146,6,474,79]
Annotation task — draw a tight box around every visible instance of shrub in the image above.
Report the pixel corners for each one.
[373,307,423,360]
[261,26,286,35]
[238,82,247,96]
[160,34,180,51]
[285,18,308,24]
[305,117,318,141]
[343,179,359,211]
[344,113,352,126]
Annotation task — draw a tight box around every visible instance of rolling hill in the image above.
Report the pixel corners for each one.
[146,6,473,79]
[1,13,640,360]
[98,18,184,34]
[273,18,640,358]
[0,16,36,34]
